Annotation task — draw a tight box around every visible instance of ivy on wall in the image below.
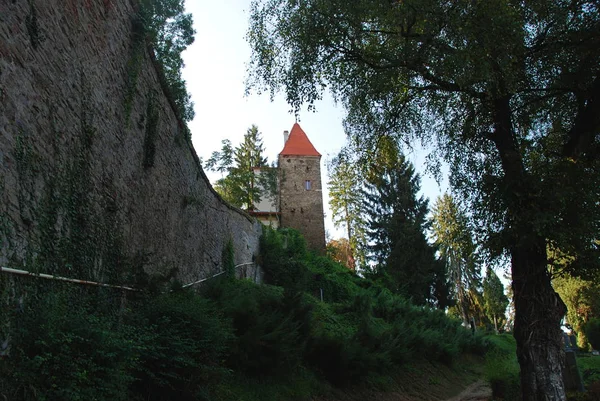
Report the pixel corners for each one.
[25,0,42,49]
[143,92,159,169]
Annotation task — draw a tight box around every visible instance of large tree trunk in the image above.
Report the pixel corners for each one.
[491,96,568,400]
[511,235,567,401]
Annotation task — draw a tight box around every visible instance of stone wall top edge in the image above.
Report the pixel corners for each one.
[143,37,255,225]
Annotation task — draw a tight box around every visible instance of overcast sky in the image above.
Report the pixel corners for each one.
[181,0,448,239]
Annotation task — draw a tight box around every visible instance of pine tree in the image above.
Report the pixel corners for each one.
[483,266,509,333]
[362,138,445,305]
[205,125,270,210]
[234,125,268,173]
[231,125,268,210]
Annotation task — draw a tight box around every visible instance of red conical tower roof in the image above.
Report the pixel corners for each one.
[279,123,321,156]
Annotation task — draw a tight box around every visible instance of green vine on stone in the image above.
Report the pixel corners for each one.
[25,0,42,49]
[222,239,235,278]
[14,129,37,226]
[0,179,13,253]
[143,92,159,169]
[181,194,203,209]
[123,10,148,121]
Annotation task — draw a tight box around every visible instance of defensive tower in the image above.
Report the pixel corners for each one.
[278,123,326,252]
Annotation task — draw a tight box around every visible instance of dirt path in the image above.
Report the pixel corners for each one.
[312,378,492,401]
[312,356,490,401]
[443,380,492,401]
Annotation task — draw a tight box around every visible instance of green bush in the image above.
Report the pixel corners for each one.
[584,318,600,351]
[2,286,137,401]
[484,334,521,400]
[203,278,311,377]
[259,228,310,290]
[131,291,233,401]
[2,285,233,401]
[2,225,490,400]
[577,355,600,387]
[304,254,360,303]
[305,299,372,384]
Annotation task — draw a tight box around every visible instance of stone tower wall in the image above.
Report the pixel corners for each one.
[278,155,326,252]
[0,0,262,287]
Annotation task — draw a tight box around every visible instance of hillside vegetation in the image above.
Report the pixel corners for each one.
[1,228,486,401]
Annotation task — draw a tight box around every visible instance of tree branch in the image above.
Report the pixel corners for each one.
[562,74,600,159]
[414,66,487,100]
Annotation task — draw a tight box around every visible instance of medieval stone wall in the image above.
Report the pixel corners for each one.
[0,0,262,287]
[278,155,326,252]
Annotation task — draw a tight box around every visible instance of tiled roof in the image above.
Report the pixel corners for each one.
[279,123,321,156]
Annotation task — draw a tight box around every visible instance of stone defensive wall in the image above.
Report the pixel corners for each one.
[0,0,262,288]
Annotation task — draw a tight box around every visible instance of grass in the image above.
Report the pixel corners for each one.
[484,334,520,401]
[211,368,327,401]
[577,355,600,387]
[192,353,487,401]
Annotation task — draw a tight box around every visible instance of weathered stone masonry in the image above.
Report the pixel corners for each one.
[278,124,326,253]
[0,0,262,286]
[279,155,326,252]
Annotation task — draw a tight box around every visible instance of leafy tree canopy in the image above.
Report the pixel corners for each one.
[246,1,599,398]
[205,139,234,176]
[141,0,196,121]
[205,125,275,210]
[326,238,355,270]
[553,272,600,350]
[247,0,599,266]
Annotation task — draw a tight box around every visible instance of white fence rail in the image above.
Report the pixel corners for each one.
[0,262,257,291]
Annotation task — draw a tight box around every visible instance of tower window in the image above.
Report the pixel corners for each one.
[305,180,312,190]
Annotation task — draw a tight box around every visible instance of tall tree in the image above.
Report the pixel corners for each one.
[553,273,600,350]
[234,125,268,175]
[432,194,481,327]
[246,1,600,398]
[205,139,234,177]
[140,0,196,121]
[327,148,367,269]
[205,125,272,210]
[550,245,600,349]
[362,138,444,305]
[483,266,509,333]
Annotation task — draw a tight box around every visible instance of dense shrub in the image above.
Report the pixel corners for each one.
[577,356,600,388]
[2,226,487,400]
[585,318,600,351]
[2,286,137,401]
[203,278,311,376]
[304,254,360,303]
[259,228,310,290]
[1,285,235,401]
[484,334,521,401]
[131,291,233,401]
[305,300,370,384]
[258,227,484,384]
